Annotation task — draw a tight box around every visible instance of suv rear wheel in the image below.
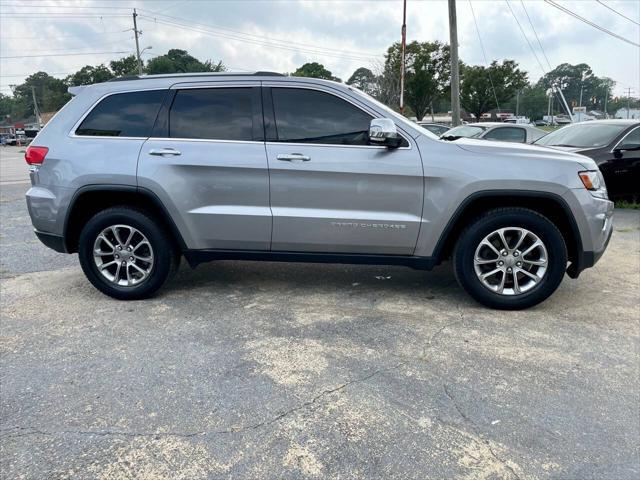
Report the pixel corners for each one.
[453,208,567,310]
[78,207,179,300]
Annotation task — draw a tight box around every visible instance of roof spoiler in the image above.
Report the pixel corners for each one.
[68,85,87,96]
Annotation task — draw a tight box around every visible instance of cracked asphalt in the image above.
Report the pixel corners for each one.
[1,146,639,479]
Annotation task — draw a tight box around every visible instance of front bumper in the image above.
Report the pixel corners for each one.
[565,190,614,278]
[34,230,67,253]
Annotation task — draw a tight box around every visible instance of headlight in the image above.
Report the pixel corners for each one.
[579,170,608,199]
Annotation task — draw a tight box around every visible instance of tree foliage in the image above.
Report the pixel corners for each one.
[346,67,377,95]
[506,85,548,120]
[109,55,140,77]
[293,62,341,82]
[379,41,450,120]
[460,60,528,120]
[10,72,70,119]
[145,49,225,75]
[66,65,114,86]
[537,63,614,110]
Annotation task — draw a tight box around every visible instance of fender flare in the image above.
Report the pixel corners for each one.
[63,184,188,252]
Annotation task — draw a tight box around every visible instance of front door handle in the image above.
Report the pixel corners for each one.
[149,148,181,156]
[276,153,311,162]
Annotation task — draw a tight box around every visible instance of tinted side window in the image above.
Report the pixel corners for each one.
[484,127,527,143]
[619,127,640,149]
[272,88,372,145]
[76,90,166,137]
[169,88,253,141]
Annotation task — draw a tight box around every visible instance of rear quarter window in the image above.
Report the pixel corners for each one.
[75,89,166,137]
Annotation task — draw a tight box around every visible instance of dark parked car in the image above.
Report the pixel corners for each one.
[535,120,639,199]
[417,122,449,136]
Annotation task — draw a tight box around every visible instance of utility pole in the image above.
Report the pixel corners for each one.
[133,9,143,75]
[515,89,520,117]
[399,0,407,115]
[603,83,608,118]
[625,87,634,119]
[31,86,41,126]
[448,0,461,126]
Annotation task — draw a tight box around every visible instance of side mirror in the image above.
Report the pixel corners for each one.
[615,143,640,153]
[369,118,402,148]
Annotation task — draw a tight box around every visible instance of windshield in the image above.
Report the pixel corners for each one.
[535,123,628,148]
[442,125,486,138]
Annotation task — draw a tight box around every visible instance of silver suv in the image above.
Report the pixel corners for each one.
[25,72,613,309]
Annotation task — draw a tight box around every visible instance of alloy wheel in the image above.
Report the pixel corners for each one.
[473,227,548,296]
[92,224,154,287]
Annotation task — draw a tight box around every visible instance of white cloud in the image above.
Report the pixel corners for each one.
[1,0,638,97]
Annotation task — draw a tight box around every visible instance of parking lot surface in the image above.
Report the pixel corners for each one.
[1,146,639,479]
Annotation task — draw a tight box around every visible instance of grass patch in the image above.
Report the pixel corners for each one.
[539,125,563,132]
[615,200,640,210]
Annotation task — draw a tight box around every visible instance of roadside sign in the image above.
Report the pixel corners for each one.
[573,106,587,113]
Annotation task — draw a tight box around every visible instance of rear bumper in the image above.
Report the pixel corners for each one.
[34,230,67,253]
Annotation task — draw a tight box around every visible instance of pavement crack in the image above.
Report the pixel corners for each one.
[0,426,204,439]
[1,363,409,441]
[219,361,408,434]
[443,384,522,480]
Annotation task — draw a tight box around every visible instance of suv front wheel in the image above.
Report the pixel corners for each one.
[78,207,179,300]
[453,208,567,310]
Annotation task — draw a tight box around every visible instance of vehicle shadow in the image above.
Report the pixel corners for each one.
[163,258,472,305]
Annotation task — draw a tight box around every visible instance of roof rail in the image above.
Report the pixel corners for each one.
[107,75,140,82]
[107,71,285,82]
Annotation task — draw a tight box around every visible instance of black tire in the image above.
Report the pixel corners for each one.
[453,208,567,310]
[78,207,179,300]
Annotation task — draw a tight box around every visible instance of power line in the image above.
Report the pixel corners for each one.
[505,0,547,74]
[519,0,553,70]
[468,0,501,112]
[544,0,640,47]
[595,0,640,27]
[0,51,131,59]
[505,0,572,117]
[0,3,133,9]
[0,29,131,40]
[138,16,380,62]
[136,9,382,60]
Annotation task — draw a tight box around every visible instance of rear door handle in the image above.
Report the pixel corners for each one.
[276,153,311,162]
[149,148,181,156]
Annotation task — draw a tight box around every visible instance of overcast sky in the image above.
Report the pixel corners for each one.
[1,0,638,98]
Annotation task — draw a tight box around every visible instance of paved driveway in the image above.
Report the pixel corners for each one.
[1,146,639,479]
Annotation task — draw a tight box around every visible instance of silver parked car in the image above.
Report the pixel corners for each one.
[417,122,450,136]
[25,72,613,309]
[441,122,547,144]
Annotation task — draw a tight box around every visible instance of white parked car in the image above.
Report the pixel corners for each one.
[441,122,547,144]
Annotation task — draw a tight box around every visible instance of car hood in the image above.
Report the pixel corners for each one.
[452,137,596,170]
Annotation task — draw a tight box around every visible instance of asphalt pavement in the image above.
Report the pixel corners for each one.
[1,145,639,479]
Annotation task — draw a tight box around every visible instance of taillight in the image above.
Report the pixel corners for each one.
[25,146,49,165]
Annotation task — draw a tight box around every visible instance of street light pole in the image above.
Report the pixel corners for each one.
[448,0,461,126]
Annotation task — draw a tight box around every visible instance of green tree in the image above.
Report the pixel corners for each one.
[507,85,549,120]
[109,55,141,77]
[13,72,70,116]
[381,41,451,120]
[537,63,614,110]
[460,60,528,120]
[293,62,341,82]
[346,67,377,95]
[66,64,114,86]
[145,49,224,74]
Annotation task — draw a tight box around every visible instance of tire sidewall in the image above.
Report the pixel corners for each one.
[78,209,174,300]
[455,211,567,310]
